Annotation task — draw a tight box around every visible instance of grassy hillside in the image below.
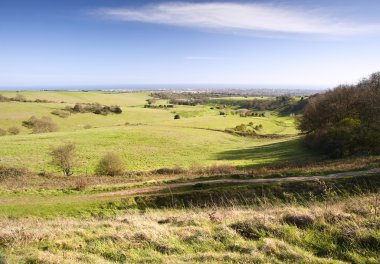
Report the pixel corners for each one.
[0,91,378,263]
[0,91,309,174]
[1,193,379,263]
[0,168,379,263]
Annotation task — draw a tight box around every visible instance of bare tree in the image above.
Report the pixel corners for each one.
[51,143,76,176]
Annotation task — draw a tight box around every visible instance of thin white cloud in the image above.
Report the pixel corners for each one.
[95,2,380,36]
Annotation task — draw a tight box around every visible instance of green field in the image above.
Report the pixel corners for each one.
[0,91,308,174]
[1,91,379,264]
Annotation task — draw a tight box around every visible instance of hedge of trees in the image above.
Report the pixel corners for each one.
[65,103,122,115]
[298,73,380,157]
[0,94,54,103]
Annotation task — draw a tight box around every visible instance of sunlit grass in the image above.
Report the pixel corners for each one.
[0,91,306,174]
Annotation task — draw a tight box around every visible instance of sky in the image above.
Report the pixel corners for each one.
[1,0,380,89]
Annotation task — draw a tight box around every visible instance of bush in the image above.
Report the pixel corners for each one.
[174,114,181,120]
[0,128,6,136]
[0,94,10,102]
[22,116,58,133]
[154,166,185,175]
[7,127,20,135]
[111,105,122,114]
[0,165,27,180]
[50,143,76,176]
[51,110,70,118]
[12,94,26,102]
[96,152,124,176]
[74,178,88,190]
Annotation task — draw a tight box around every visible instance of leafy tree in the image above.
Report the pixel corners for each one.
[298,73,380,157]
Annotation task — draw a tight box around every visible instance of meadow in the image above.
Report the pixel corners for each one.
[0,91,306,174]
[1,193,379,263]
[0,90,379,264]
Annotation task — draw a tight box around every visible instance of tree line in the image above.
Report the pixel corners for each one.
[298,72,380,157]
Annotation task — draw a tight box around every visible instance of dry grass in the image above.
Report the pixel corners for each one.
[0,195,379,263]
[247,155,380,177]
[0,155,378,191]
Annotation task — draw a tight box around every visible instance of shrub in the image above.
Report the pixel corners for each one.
[189,164,236,175]
[0,128,6,136]
[0,94,10,102]
[51,110,70,118]
[12,94,26,102]
[0,165,27,179]
[22,116,58,133]
[174,114,181,120]
[154,166,185,175]
[72,104,84,113]
[110,105,122,114]
[96,152,124,176]
[204,164,236,174]
[74,178,88,190]
[7,127,20,135]
[234,124,248,132]
[50,143,76,176]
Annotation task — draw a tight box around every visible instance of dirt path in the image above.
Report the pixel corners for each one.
[97,168,380,197]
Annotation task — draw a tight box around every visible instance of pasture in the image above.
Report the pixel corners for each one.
[0,91,308,174]
[1,91,379,264]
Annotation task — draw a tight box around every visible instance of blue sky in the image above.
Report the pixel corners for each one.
[1,0,380,88]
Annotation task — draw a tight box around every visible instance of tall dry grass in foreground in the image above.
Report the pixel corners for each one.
[0,194,379,263]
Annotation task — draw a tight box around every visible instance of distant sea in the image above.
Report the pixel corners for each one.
[0,84,328,97]
[0,84,327,91]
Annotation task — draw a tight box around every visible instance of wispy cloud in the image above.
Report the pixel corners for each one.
[95,2,380,36]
